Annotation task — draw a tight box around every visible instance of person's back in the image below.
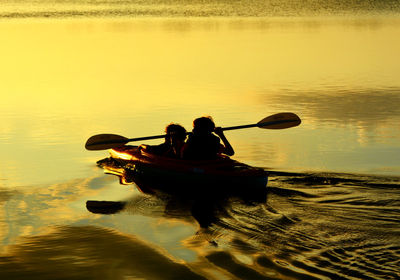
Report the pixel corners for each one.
[183,132,220,160]
[182,116,234,160]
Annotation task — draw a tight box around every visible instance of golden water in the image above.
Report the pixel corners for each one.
[0,2,400,279]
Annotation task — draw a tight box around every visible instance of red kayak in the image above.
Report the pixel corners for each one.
[98,146,268,198]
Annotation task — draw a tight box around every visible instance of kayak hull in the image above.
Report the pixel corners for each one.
[98,146,268,199]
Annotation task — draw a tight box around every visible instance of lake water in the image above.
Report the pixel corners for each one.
[1,1,400,279]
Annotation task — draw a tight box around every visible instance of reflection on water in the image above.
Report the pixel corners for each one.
[1,170,399,279]
[261,87,400,138]
[1,0,400,18]
[90,156,268,228]
[0,226,207,280]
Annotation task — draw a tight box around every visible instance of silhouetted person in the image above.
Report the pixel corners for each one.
[139,123,187,158]
[182,116,234,160]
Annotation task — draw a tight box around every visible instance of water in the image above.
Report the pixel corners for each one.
[1,0,400,18]
[1,1,400,279]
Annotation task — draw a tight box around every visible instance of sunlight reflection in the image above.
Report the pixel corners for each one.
[0,225,207,280]
[0,175,130,246]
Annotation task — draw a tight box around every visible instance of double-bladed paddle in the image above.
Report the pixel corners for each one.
[85,112,301,151]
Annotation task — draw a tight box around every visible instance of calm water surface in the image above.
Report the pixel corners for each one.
[1,1,400,279]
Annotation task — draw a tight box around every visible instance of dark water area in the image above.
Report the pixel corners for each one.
[1,167,399,279]
[82,170,400,280]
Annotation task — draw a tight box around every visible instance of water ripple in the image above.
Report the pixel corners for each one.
[1,0,400,19]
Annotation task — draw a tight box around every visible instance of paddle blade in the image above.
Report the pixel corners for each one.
[85,134,129,150]
[257,112,301,129]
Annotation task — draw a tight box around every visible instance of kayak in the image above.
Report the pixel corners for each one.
[98,146,268,198]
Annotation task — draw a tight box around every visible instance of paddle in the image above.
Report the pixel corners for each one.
[85,112,301,151]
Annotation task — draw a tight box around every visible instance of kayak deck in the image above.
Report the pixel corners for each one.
[98,146,268,199]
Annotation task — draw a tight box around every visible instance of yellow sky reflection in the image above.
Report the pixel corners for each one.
[1,18,399,116]
[0,174,136,249]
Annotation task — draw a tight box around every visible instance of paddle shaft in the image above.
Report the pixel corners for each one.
[93,123,261,146]
[127,134,167,142]
[125,125,258,141]
[127,119,296,140]
[120,125,255,143]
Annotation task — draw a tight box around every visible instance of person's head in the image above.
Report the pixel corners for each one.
[165,123,187,145]
[192,116,215,135]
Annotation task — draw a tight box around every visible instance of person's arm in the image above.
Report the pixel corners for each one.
[214,127,234,156]
[138,143,163,154]
[181,133,192,159]
[138,144,149,151]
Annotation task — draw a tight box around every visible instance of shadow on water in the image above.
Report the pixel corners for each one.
[87,157,268,229]
[84,157,400,280]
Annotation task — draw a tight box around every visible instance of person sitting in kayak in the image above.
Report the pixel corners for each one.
[182,116,234,160]
[139,123,187,158]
